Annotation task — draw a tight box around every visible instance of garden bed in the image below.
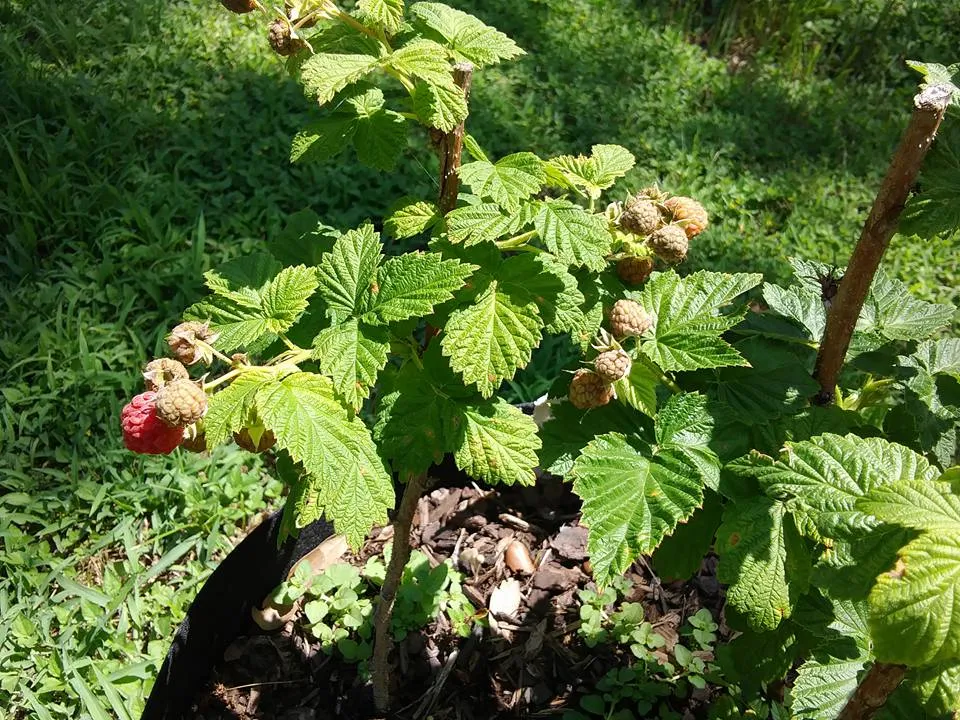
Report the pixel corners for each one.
[187,475,729,719]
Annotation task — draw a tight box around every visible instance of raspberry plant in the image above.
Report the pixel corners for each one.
[122,2,960,714]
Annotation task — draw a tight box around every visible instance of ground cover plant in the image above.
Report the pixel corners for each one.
[3,0,960,718]
[116,0,960,716]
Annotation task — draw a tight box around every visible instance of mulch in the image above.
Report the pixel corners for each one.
[188,474,730,719]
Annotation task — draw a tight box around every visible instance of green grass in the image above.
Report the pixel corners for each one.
[1,0,957,717]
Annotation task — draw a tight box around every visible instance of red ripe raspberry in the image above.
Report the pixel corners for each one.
[121,392,184,455]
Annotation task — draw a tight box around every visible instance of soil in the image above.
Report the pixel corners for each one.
[187,474,730,719]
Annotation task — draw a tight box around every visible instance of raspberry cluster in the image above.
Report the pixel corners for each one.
[613,187,710,285]
[568,298,656,411]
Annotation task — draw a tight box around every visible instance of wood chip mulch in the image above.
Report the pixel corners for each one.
[189,474,730,719]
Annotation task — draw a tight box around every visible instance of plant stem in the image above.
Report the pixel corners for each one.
[838,662,907,720]
[812,83,953,404]
[437,62,475,216]
[202,368,244,391]
[370,63,475,714]
[371,472,427,712]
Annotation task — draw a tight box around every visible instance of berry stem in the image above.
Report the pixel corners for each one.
[812,83,953,404]
[202,368,245,391]
[197,339,235,366]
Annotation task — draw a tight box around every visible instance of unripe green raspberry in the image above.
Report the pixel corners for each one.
[648,225,689,264]
[155,380,208,428]
[609,299,653,339]
[620,197,662,236]
[616,256,654,286]
[143,358,189,392]
[594,349,632,383]
[664,196,709,238]
[569,369,614,410]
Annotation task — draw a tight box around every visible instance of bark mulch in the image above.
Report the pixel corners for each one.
[189,475,729,719]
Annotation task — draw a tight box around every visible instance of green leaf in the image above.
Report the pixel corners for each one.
[910,338,960,378]
[859,479,960,531]
[907,60,960,97]
[636,270,762,372]
[900,120,960,238]
[459,153,545,212]
[857,479,960,667]
[300,51,383,106]
[498,253,588,338]
[651,492,724,580]
[791,638,871,719]
[452,399,541,486]
[312,319,389,411]
[256,372,393,547]
[261,266,320,328]
[354,107,408,170]
[860,267,955,341]
[533,199,612,271]
[204,369,275,448]
[408,2,524,67]
[612,354,661,418]
[910,660,960,717]
[189,257,319,353]
[571,432,706,586]
[546,144,635,199]
[357,0,405,34]
[657,392,715,447]
[366,252,474,324]
[716,621,810,691]
[387,39,452,83]
[739,434,939,539]
[187,297,272,354]
[537,400,647,477]
[268,211,340,267]
[762,281,825,341]
[206,253,281,294]
[445,202,521,245]
[384,197,442,240]
[717,496,811,631]
[374,365,457,477]
[711,338,818,423]
[441,277,543,397]
[869,530,960,665]
[316,224,382,320]
[812,526,917,601]
[291,116,356,163]
[412,77,468,132]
